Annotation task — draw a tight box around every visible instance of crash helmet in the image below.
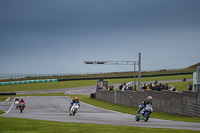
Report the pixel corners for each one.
[75,97,78,100]
[147,96,152,100]
[16,97,18,99]
[21,99,24,102]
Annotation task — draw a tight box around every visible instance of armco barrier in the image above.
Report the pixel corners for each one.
[96,90,200,117]
[0,92,16,95]
[0,79,58,86]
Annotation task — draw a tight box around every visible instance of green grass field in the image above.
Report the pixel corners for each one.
[0,74,193,92]
[1,116,199,133]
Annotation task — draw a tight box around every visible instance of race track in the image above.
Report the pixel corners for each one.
[2,96,200,130]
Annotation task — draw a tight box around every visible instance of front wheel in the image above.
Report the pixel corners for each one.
[73,109,76,116]
[135,114,140,121]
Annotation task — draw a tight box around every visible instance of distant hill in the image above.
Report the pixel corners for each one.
[186,62,200,69]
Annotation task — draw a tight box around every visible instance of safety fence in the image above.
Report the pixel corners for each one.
[0,68,195,81]
[96,89,200,117]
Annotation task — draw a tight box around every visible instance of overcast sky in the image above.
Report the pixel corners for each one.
[0,0,200,74]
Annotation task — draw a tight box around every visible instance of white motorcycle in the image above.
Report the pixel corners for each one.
[69,103,80,116]
[14,100,19,109]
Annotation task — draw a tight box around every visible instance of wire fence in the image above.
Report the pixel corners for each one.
[0,68,195,82]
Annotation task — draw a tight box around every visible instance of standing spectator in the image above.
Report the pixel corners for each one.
[153,83,159,91]
[164,82,169,90]
[143,83,147,90]
[160,83,164,90]
[170,85,177,92]
[139,84,143,91]
[157,83,161,91]
[149,83,153,90]
[122,83,126,91]
[187,83,193,91]
[119,84,123,90]
[154,79,158,84]
[128,84,133,90]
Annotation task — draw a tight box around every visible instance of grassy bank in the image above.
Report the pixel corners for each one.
[1,116,198,133]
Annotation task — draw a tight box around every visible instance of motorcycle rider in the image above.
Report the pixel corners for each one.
[137,96,152,114]
[19,98,25,107]
[69,97,80,115]
[15,97,19,102]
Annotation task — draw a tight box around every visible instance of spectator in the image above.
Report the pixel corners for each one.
[159,83,164,90]
[143,83,147,90]
[111,85,114,91]
[139,84,143,91]
[149,83,153,90]
[128,84,133,90]
[164,82,169,90]
[182,78,186,82]
[154,79,158,84]
[187,83,193,91]
[122,83,126,91]
[119,84,123,90]
[147,85,149,90]
[153,83,158,91]
[157,83,161,91]
[170,85,177,92]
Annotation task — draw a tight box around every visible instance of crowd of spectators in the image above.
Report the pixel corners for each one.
[117,79,194,92]
[138,81,172,91]
[118,82,133,91]
[118,80,179,92]
[107,85,114,91]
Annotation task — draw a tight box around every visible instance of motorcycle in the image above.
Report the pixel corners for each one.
[19,103,25,113]
[69,103,79,116]
[135,104,153,122]
[14,100,19,109]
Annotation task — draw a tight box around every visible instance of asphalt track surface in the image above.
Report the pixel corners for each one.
[1,79,200,131]
[1,96,200,130]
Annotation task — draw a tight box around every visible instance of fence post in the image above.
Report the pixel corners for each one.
[114,91,117,104]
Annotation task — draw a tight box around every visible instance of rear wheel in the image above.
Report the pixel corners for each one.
[144,114,149,122]
[20,109,23,113]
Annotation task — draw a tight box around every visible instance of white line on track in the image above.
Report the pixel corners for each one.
[1,102,14,116]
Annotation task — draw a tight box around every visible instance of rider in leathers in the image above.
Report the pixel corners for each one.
[69,97,80,115]
[137,96,152,114]
[19,98,25,108]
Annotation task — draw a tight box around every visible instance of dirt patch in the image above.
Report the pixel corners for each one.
[5,97,14,102]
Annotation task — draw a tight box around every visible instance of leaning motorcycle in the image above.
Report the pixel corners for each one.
[19,103,25,113]
[69,103,79,116]
[14,100,19,109]
[135,104,153,122]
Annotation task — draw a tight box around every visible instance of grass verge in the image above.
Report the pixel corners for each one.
[0,110,5,114]
[0,74,192,92]
[1,116,199,133]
